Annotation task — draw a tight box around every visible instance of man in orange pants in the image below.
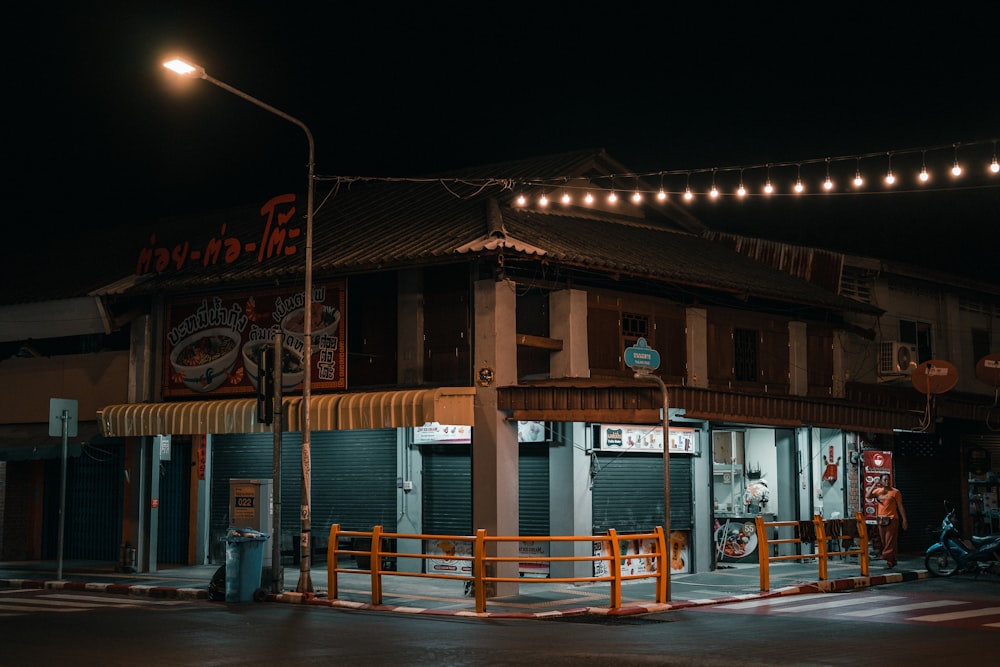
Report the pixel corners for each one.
[866,473,908,567]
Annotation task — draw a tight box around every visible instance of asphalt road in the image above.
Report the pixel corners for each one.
[2,576,995,666]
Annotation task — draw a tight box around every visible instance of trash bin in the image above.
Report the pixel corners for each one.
[224,527,270,602]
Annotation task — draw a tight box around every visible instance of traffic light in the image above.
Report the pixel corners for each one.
[256,342,274,425]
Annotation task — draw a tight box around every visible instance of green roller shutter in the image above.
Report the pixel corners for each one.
[519,442,550,536]
[592,454,692,535]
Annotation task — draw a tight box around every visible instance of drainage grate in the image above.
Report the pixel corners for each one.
[544,614,673,625]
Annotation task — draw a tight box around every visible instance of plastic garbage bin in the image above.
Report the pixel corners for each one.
[224,527,270,602]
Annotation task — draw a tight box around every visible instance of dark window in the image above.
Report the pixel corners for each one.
[972,329,990,365]
[899,319,932,365]
[622,312,649,344]
[733,328,758,382]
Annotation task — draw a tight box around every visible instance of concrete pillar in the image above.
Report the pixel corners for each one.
[550,289,589,379]
[685,308,708,387]
[473,278,519,596]
[396,430,424,574]
[548,422,594,578]
[788,321,808,396]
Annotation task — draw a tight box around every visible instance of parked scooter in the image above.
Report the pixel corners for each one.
[925,507,1000,577]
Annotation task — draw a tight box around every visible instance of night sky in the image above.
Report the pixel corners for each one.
[11,4,1000,283]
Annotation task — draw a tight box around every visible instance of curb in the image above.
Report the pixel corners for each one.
[1,569,928,616]
[0,577,209,600]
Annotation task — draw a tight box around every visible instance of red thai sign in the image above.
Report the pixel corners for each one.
[861,449,893,521]
[163,281,346,397]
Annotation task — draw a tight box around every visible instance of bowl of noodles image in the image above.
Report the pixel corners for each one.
[281,304,340,346]
[242,339,305,392]
[169,327,241,393]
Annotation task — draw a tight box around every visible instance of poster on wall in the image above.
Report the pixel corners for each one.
[597,424,697,454]
[425,538,473,577]
[862,449,894,522]
[163,281,346,397]
[593,530,690,577]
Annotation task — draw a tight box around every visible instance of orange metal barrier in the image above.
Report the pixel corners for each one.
[754,512,869,592]
[327,524,669,613]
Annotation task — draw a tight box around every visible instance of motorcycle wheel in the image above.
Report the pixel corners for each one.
[925,546,959,576]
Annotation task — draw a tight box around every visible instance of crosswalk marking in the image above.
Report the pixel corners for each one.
[841,600,965,617]
[909,606,1000,622]
[0,592,192,616]
[724,593,829,609]
[46,593,189,605]
[772,595,903,613]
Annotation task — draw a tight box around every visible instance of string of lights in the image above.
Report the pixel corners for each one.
[316,138,999,206]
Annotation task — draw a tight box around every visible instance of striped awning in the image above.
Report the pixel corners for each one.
[97,387,477,437]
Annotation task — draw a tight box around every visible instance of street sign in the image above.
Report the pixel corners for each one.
[48,398,78,437]
[624,338,660,371]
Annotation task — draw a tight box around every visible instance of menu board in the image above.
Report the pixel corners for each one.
[163,281,346,397]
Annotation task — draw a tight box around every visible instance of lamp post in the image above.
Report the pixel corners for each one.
[163,58,315,593]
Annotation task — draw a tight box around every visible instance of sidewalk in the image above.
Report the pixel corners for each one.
[0,554,929,618]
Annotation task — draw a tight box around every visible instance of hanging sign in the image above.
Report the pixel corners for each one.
[163,281,346,397]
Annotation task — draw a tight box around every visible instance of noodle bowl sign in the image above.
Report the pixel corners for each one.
[163,281,346,397]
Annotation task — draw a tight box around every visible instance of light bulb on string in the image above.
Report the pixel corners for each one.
[919,151,930,182]
[823,158,834,190]
[608,190,618,203]
[885,153,895,185]
[656,173,667,200]
[763,165,774,194]
[951,144,962,176]
[684,172,694,201]
[561,191,571,204]
[584,192,594,205]
[632,179,642,203]
[794,164,804,193]
[737,169,747,197]
[539,192,549,207]
[516,193,527,206]
[853,158,864,187]
[991,142,999,173]
[709,169,719,199]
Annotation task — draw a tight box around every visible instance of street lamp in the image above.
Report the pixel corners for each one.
[163,58,315,593]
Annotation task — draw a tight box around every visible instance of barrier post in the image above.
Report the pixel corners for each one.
[328,524,340,599]
[654,526,668,603]
[474,529,487,613]
[755,515,770,592]
[856,512,869,577]
[371,525,383,604]
[607,529,622,609]
[814,515,828,581]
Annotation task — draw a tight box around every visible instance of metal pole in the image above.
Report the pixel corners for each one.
[57,410,68,581]
[271,332,284,593]
[187,65,316,593]
[635,372,671,601]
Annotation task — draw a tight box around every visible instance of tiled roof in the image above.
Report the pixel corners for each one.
[2,150,878,314]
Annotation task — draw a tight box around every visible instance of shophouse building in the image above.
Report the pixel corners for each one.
[2,150,997,589]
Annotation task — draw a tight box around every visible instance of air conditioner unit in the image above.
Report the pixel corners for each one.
[879,341,918,375]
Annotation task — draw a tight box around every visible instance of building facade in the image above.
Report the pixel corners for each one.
[2,150,997,590]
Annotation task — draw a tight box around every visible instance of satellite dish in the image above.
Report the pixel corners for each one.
[911,359,959,395]
[974,353,1000,387]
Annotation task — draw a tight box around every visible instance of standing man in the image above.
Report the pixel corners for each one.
[866,473,908,568]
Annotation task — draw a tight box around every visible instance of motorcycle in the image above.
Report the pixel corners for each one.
[924,508,1000,577]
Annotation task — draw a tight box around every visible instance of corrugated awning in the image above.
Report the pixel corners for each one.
[97,387,477,437]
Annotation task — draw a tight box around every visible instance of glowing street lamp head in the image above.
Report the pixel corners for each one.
[163,58,206,78]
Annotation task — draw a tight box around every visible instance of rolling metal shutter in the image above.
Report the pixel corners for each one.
[211,429,396,563]
[519,443,550,536]
[42,441,124,560]
[592,454,692,535]
[422,445,472,535]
